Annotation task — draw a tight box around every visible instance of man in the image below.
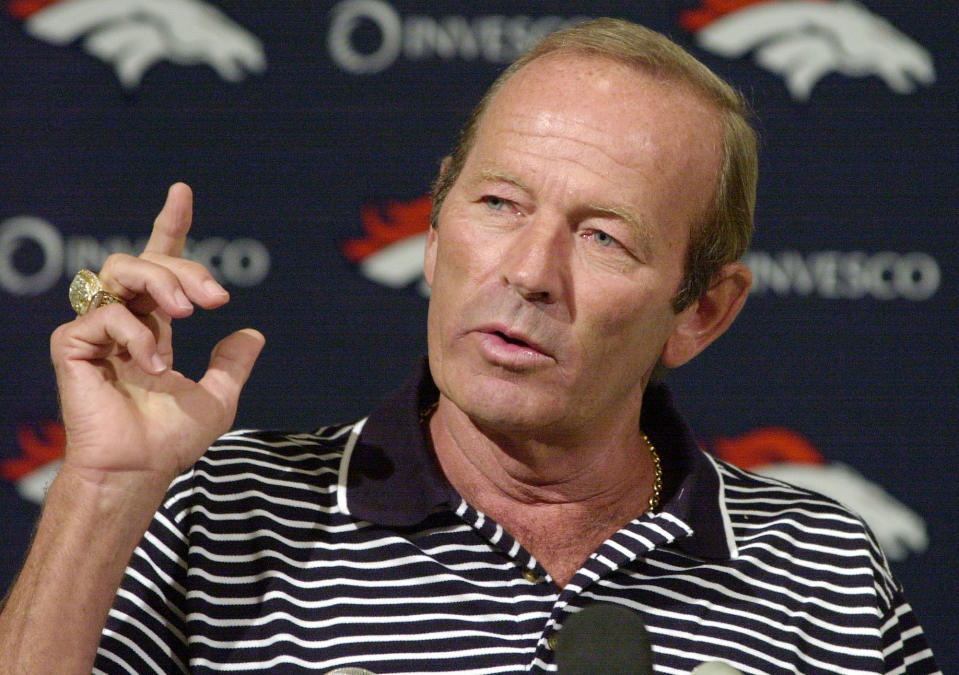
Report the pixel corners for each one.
[0,18,938,674]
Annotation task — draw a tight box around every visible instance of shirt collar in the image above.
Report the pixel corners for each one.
[338,359,455,527]
[641,385,738,560]
[341,359,736,560]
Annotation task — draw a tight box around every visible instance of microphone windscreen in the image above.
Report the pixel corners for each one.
[554,603,653,674]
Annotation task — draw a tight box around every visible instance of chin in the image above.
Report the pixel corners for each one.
[430,343,569,427]
[456,382,568,432]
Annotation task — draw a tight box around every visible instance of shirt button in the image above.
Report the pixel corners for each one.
[522,569,541,583]
[547,635,559,651]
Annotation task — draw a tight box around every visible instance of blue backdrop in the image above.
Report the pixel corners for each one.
[2,0,956,669]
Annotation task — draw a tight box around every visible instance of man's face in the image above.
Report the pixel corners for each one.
[425,52,723,443]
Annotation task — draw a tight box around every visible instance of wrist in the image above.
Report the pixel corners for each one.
[0,462,171,672]
[49,463,172,535]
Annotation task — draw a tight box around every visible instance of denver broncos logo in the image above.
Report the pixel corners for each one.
[6,0,266,89]
[680,0,936,101]
[1,421,65,504]
[714,428,928,560]
[341,195,432,296]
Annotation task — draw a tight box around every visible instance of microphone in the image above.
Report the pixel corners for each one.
[554,602,654,674]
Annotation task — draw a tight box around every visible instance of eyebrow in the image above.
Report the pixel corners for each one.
[583,202,655,260]
[475,168,532,193]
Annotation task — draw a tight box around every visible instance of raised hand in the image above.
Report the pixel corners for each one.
[50,182,264,492]
[0,183,265,672]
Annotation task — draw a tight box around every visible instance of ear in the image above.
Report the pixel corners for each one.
[438,155,453,179]
[661,262,752,368]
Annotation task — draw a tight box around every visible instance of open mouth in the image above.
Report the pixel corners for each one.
[495,331,531,348]
[475,324,551,361]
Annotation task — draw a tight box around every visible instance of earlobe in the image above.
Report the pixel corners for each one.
[661,262,752,368]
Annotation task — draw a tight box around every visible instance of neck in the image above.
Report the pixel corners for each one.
[428,395,659,587]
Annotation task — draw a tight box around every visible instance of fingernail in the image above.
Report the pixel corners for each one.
[203,279,228,297]
[173,288,192,310]
[151,354,168,373]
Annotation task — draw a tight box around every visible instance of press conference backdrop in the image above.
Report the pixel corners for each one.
[1,0,955,669]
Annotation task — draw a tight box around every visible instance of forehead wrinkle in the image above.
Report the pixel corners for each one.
[508,109,640,170]
[474,167,532,194]
[493,118,670,194]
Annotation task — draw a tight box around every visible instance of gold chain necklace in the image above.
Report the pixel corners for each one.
[641,432,662,513]
[421,402,662,512]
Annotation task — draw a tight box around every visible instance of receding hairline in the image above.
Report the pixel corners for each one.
[431,19,757,312]
[453,39,738,187]
[520,18,747,109]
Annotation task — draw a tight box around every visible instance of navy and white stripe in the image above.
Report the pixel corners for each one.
[95,366,939,673]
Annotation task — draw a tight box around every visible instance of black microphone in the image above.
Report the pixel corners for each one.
[554,602,654,674]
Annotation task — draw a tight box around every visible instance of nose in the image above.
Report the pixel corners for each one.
[499,215,569,304]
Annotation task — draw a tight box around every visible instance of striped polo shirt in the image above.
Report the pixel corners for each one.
[95,364,939,674]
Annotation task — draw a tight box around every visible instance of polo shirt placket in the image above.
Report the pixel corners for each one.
[343,362,737,672]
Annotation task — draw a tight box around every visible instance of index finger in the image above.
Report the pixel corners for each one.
[143,182,193,257]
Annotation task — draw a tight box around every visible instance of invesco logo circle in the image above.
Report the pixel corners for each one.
[0,216,271,296]
[0,216,63,296]
[328,0,402,74]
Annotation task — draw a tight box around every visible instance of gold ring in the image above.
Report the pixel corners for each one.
[68,269,124,315]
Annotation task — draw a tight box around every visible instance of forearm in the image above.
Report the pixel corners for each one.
[0,466,167,674]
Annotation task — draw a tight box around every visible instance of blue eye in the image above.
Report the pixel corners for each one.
[484,196,508,210]
[593,231,615,247]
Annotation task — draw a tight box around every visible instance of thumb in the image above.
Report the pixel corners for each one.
[199,328,265,412]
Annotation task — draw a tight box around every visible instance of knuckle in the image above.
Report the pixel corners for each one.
[49,322,71,350]
[100,305,151,347]
[99,252,136,276]
[131,321,156,347]
[179,257,214,278]
[139,250,164,264]
[92,303,134,330]
[139,252,183,279]
[99,302,129,319]
[144,254,214,288]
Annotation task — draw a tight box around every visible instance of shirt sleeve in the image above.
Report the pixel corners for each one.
[879,590,941,674]
[92,469,197,674]
[866,531,941,675]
